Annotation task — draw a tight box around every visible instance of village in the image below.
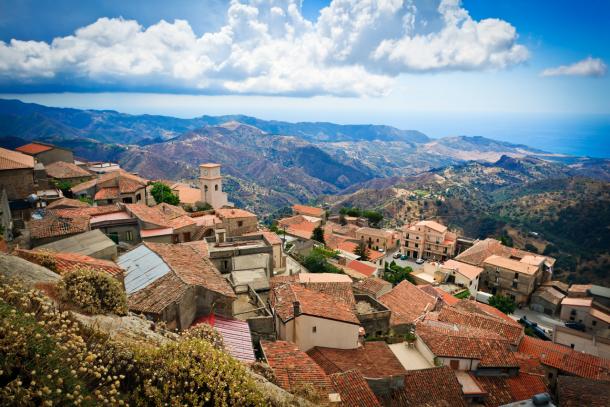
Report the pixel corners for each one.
[0,141,609,406]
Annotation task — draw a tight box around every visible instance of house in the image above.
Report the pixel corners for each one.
[437,259,484,293]
[481,254,548,305]
[269,282,360,351]
[328,370,382,407]
[356,227,398,251]
[117,242,236,330]
[402,220,457,261]
[15,248,124,282]
[71,169,148,205]
[278,214,320,240]
[292,204,325,219]
[518,335,610,386]
[214,208,258,237]
[378,280,437,334]
[0,146,35,200]
[191,314,256,363]
[556,375,610,407]
[530,286,565,316]
[123,203,198,244]
[198,163,230,209]
[552,325,610,359]
[36,229,118,260]
[560,297,610,334]
[381,366,467,407]
[16,142,73,165]
[352,277,393,298]
[43,161,93,188]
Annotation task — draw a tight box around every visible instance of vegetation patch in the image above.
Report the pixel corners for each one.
[59,269,128,316]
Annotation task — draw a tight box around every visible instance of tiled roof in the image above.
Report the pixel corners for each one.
[46,197,90,209]
[70,177,98,193]
[352,277,391,297]
[590,308,610,324]
[270,274,356,309]
[71,169,147,194]
[453,299,520,325]
[270,283,359,324]
[475,376,513,407]
[442,259,483,280]
[128,271,188,314]
[415,220,448,233]
[532,286,565,305]
[307,341,406,378]
[379,280,437,326]
[215,208,257,219]
[356,227,393,239]
[171,183,201,205]
[16,142,53,155]
[329,370,381,407]
[50,205,122,218]
[0,147,35,170]
[437,306,523,345]
[419,285,460,306]
[383,366,466,407]
[561,297,593,307]
[125,203,195,230]
[568,284,592,295]
[346,260,377,277]
[416,322,518,368]
[44,161,91,179]
[278,215,310,227]
[15,248,123,277]
[483,254,539,275]
[518,336,610,380]
[29,213,89,239]
[455,238,555,268]
[260,340,332,394]
[94,187,119,200]
[557,375,610,407]
[293,204,325,217]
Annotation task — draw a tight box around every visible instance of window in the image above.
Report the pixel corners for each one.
[125,231,134,241]
[136,193,141,202]
[172,234,179,244]
[183,232,191,242]
[415,243,418,248]
[512,281,518,289]
[570,309,576,316]
[312,326,317,333]
[204,185,208,192]
[570,344,575,349]
[449,360,459,370]
[514,272,519,279]
[223,260,229,270]
[215,184,219,191]
[237,221,243,227]
[592,320,597,326]
[122,197,133,203]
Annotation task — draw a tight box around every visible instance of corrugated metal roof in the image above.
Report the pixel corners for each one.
[193,314,256,362]
[118,245,170,294]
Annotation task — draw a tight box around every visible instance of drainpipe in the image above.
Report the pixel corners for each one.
[292,301,300,343]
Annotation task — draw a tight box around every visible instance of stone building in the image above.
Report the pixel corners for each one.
[215,207,258,237]
[356,227,399,251]
[402,220,457,261]
[0,147,35,200]
[16,142,74,165]
[71,169,148,205]
[481,255,547,305]
[199,163,230,209]
[43,161,93,188]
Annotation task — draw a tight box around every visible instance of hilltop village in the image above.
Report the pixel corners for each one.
[0,142,609,406]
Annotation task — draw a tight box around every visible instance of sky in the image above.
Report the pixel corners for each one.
[0,0,609,121]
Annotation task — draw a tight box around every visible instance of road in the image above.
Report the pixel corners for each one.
[383,249,424,272]
[512,307,564,333]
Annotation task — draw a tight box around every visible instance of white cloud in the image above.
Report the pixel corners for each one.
[541,57,607,78]
[0,0,528,96]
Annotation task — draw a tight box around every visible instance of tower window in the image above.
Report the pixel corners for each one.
[215,184,219,191]
[204,185,208,192]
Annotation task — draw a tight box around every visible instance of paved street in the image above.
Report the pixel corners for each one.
[383,250,424,271]
[512,307,564,333]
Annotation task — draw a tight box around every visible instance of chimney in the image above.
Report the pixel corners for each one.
[293,301,301,317]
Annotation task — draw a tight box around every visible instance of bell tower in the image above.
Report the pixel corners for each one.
[199,163,229,209]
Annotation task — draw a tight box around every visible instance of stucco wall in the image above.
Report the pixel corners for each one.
[279,314,359,352]
[0,168,35,200]
[553,327,610,359]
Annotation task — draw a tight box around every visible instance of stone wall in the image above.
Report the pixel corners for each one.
[0,168,35,200]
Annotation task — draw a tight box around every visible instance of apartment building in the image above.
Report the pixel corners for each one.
[402,220,457,261]
[356,227,399,251]
[481,255,547,305]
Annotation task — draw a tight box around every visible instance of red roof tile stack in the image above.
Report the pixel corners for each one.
[15,248,123,278]
[329,369,381,407]
[260,340,332,394]
[378,280,437,326]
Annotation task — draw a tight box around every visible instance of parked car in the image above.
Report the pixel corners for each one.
[393,252,401,259]
[415,258,425,264]
[400,254,409,260]
[565,321,586,332]
[378,248,385,252]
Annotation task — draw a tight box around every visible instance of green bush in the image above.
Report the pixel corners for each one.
[60,269,128,315]
[181,323,225,350]
[150,182,180,205]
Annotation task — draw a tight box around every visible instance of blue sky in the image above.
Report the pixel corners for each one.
[0,0,608,119]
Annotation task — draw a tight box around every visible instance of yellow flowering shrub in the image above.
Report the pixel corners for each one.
[59,269,128,315]
[181,322,225,350]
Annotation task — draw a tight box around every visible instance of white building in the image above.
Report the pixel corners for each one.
[199,163,230,209]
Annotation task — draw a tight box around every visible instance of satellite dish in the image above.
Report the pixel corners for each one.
[26,194,39,203]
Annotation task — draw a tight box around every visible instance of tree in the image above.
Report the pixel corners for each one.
[311,226,325,244]
[384,262,415,285]
[488,295,516,315]
[362,210,383,227]
[150,182,180,205]
[524,243,538,254]
[354,241,369,261]
[302,251,341,274]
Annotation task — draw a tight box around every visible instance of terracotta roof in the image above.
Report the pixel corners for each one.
[352,277,391,297]
[483,254,540,275]
[15,248,123,277]
[337,241,358,254]
[416,322,518,368]
[16,142,53,155]
[442,259,483,280]
[518,336,610,380]
[171,183,201,205]
[437,306,523,346]
[125,203,195,230]
[307,341,406,378]
[379,280,437,326]
[71,169,147,194]
[278,214,311,227]
[419,285,460,306]
[94,187,119,200]
[293,204,325,217]
[0,147,35,170]
[128,272,188,314]
[70,177,98,193]
[215,208,257,219]
[415,220,448,233]
[590,308,610,324]
[383,366,466,407]
[366,249,385,262]
[346,260,377,277]
[49,205,122,218]
[270,283,359,325]
[270,274,356,309]
[557,375,610,407]
[475,376,513,407]
[286,221,317,240]
[44,161,91,179]
[329,370,381,407]
[46,197,90,209]
[561,297,593,307]
[532,286,565,305]
[29,213,90,239]
[260,340,332,394]
[356,227,393,239]
[456,238,556,268]
[453,299,520,325]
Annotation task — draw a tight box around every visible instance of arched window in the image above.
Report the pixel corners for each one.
[204,185,208,192]
[215,184,219,191]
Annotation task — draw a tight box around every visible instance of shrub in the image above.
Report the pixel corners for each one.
[150,182,180,205]
[60,269,128,315]
[181,323,225,350]
[488,294,516,315]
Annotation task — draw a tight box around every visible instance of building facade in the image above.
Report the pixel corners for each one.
[199,163,229,209]
[481,255,546,305]
[402,220,457,261]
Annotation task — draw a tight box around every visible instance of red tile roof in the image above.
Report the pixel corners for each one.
[453,300,519,324]
[16,142,53,155]
[125,203,195,230]
[307,341,406,379]
[94,187,119,200]
[215,208,257,219]
[15,248,123,278]
[329,369,381,407]
[437,306,523,346]
[44,161,91,179]
[270,283,359,325]
[518,336,610,381]
[379,280,437,326]
[475,376,513,407]
[46,197,90,209]
[260,340,332,394]
[270,275,357,309]
[352,277,392,297]
[0,147,35,170]
[29,213,90,239]
[346,260,377,277]
[382,366,466,407]
[419,285,461,306]
[293,204,325,218]
[557,376,610,407]
[192,315,255,363]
